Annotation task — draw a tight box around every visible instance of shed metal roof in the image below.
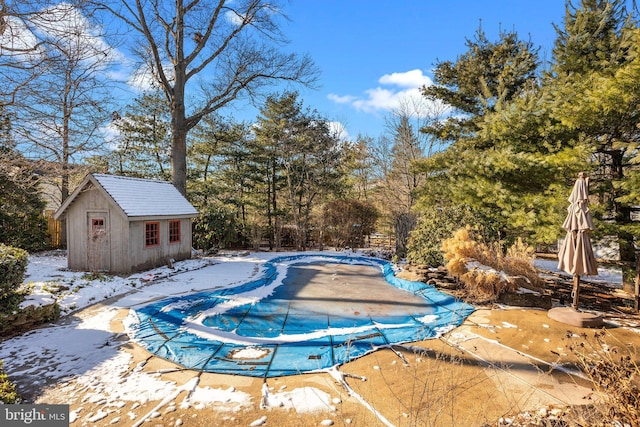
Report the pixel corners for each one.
[54,173,199,220]
[92,174,198,217]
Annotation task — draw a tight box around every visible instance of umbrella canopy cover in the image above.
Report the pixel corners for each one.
[558,173,598,276]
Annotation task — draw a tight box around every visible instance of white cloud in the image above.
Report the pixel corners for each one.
[328,121,349,141]
[328,69,435,114]
[0,16,40,62]
[127,66,156,91]
[225,10,244,26]
[378,69,433,88]
[0,3,123,73]
[327,94,357,104]
[100,122,121,150]
[126,61,175,91]
[33,3,117,68]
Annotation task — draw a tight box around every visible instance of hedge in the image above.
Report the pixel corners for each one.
[0,244,28,300]
[0,360,20,403]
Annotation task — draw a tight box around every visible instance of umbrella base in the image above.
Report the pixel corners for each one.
[548,306,603,328]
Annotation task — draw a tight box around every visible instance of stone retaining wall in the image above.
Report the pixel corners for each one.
[0,303,60,338]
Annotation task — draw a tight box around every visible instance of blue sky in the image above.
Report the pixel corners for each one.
[230,0,568,140]
[2,1,571,145]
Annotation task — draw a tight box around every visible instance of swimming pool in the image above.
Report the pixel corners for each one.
[125,254,475,377]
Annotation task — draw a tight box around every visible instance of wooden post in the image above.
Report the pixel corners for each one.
[572,275,581,310]
[635,251,640,313]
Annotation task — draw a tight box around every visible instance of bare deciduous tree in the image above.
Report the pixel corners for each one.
[8,4,115,203]
[99,0,319,195]
[2,2,117,245]
[374,96,447,257]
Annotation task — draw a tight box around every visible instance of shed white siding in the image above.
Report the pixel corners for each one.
[63,183,131,272]
[55,174,198,273]
[128,218,193,271]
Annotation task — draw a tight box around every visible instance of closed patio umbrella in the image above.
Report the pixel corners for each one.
[557,172,598,309]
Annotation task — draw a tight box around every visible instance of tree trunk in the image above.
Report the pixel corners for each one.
[170,0,188,196]
[60,103,70,248]
[394,212,417,259]
[171,121,188,196]
[171,78,188,195]
[271,161,279,250]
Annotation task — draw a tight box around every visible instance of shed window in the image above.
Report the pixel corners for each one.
[169,220,181,243]
[91,218,106,242]
[92,218,105,235]
[145,222,159,247]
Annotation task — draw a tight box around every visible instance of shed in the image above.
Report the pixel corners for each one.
[54,173,199,273]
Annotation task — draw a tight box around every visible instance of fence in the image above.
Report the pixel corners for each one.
[45,210,61,248]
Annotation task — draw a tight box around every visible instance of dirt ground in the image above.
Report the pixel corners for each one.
[27,264,640,427]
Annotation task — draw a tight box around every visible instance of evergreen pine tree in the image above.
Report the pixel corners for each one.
[421,27,539,144]
[108,91,172,180]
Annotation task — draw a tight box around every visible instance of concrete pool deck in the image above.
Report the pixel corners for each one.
[83,306,607,426]
[30,258,640,426]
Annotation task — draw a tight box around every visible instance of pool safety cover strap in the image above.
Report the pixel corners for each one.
[127,254,475,377]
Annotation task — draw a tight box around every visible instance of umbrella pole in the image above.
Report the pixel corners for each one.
[571,275,580,310]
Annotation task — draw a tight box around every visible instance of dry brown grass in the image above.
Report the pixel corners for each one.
[442,227,542,300]
[565,330,640,426]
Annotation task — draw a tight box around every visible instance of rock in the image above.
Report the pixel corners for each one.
[498,291,552,309]
[428,278,460,290]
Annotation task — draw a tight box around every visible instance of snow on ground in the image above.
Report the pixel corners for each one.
[19,250,216,313]
[534,258,623,288]
[0,250,360,416]
[1,250,625,421]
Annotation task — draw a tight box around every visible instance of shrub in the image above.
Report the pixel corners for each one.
[0,360,20,404]
[0,164,51,252]
[323,199,379,249]
[406,204,500,267]
[567,330,639,426]
[193,204,245,251]
[442,227,541,299]
[0,244,28,300]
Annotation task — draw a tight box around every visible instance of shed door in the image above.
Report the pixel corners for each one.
[87,212,110,272]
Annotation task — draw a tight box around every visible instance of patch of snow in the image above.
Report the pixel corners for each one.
[516,287,539,295]
[465,260,511,282]
[250,416,267,426]
[415,314,439,323]
[189,386,251,409]
[21,252,214,315]
[229,347,270,359]
[19,294,56,309]
[535,259,622,287]
[0,309,120,383]
[74,351,177,403]
[264,387,332,412]
[87,409,108,422]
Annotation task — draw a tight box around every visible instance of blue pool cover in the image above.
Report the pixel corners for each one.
[126,254,475,377]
